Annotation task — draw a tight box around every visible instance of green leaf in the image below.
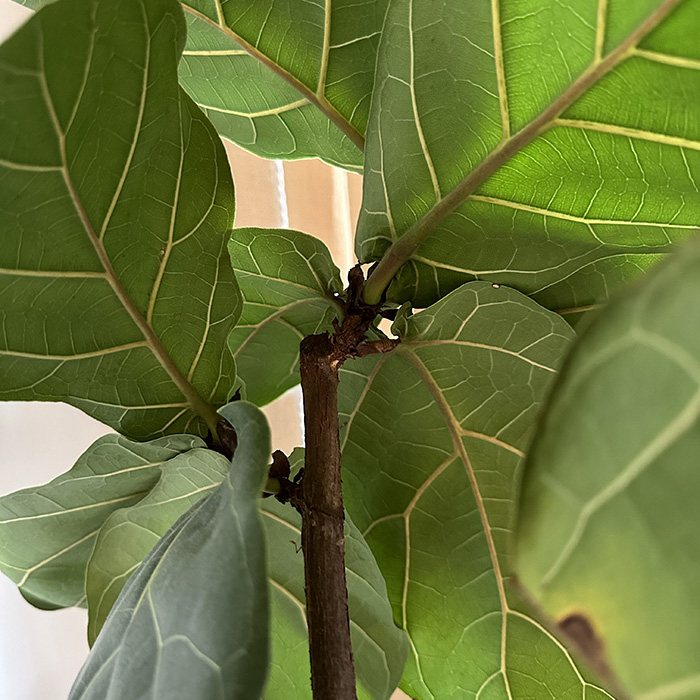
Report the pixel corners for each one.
[0,433,206,609]
[179,0,386,167]
[69,402,271,700]
[228,228,343,406]
[78,442,407,698]
[546,253,665,329]
[86,448,229,644]
[516,237,700,699]
[339,282,611,699]
[261,448,408,700]
[359,0,698,312]
[178,14,363,172]
[11,0,376,169]
[0,0,240,440]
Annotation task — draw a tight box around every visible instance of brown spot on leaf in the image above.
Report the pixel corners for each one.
[558,613,611,679]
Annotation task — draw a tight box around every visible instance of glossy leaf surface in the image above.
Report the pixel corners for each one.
[517,239,700,700]
[69,402,270,700]
[0,433,206,609]
[228,228,342,406]
[0,0,240,439]
[358,0,698,313]
[339,282,612,699]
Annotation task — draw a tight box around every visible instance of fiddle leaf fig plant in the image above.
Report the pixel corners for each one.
[1,0,700,699]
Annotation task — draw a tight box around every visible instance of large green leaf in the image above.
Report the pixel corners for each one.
[11,0,377,169]
[86,448,229,644]
[69,402,271,700]
[0,433,208,609]
[358,0,698,313]
[228,228,343,406]
[0,0,240,440]
[179,0,386,168]
[339,282,612,699]
[516,238,700,700]
[178,14,364,171]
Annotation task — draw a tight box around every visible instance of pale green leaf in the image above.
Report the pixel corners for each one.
[0,433,206,609]
[358,0,697,314]
[80,443,407,698]
[516,237,700,700]
[69,402,271,700]
[339,282,611,699]
[86,449,229,644]
[179,0,387,167]
[0,0,240,440]
[228,228,343,406]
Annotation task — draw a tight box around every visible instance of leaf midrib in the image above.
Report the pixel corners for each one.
[399,346,614,697]
[404,349,515,698]
[35,13,221,435]
[343,337,590,696]
[362,0,684,304]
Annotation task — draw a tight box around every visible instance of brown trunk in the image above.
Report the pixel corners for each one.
[293,267,396,699]
[299,332,358,700]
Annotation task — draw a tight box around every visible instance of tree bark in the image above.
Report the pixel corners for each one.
[299,332,358,700]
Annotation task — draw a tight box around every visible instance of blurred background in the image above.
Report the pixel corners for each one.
[0,2,406,696]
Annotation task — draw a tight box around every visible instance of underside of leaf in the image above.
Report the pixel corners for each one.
[0,0,240,439]
[339,282,613,699]
[227,227,343,406]
[0,433,206,609]
[358,0,696,314]
[69,402,271,700]
[178,0,387,169]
